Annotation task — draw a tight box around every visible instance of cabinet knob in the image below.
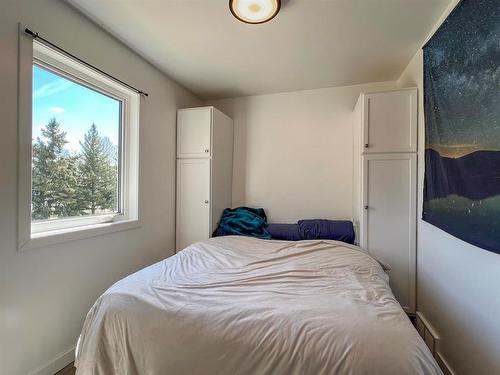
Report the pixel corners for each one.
[204,200,209,204]
[204,149,210,153]
[364,205,369,210]
[364,143,369,148]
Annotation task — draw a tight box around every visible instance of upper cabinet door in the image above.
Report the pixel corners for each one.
[363,89,417,154]
[177,107,212,158]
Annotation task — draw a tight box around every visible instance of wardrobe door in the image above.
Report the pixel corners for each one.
[362,153,416,312]
[176,159,211,251]
[363,89,417,154]
[177,107,212,158]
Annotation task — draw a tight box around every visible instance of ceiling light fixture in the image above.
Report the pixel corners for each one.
[229,0,281,24]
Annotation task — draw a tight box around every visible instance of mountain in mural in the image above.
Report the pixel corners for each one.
[425,148,500,201]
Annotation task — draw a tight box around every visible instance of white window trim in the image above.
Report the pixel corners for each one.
[17,25,141,251]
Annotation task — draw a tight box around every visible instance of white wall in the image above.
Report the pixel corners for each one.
[0,1,200,374]
[210,81,397,223]
[398,1,500,374]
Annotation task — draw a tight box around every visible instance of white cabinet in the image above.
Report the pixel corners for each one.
[362,153,416,311]
[176,106,233,252]
[177,108,212,158]
[353,88,417,313]
[176,159,211,251]
[361,89,417,154]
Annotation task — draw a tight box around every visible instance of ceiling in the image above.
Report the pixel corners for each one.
[67,0,451,99]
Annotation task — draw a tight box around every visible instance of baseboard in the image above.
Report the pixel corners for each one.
[435,351,455,375]
[415,311,455,375]
[29,346,75,375]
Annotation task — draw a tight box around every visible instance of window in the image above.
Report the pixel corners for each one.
[32,64,121,227]
[18,37,140,250]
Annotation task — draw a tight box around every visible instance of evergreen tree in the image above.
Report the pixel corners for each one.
[32,138,52,220]
[101,136,118,164]
[100,136,119,209]
[32,118,78,219]
[50,155,80,217]
[78,124,118,214]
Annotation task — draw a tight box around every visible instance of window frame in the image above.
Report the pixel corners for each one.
[18,27,140,251]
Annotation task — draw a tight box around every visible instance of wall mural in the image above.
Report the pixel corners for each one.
[423,0,500,254]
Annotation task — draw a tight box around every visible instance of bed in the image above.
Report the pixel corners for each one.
[75,236,442,374]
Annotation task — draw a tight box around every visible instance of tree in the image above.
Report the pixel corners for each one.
[77,124,118,214]
[32,119,118,220]
[32,118,79,219]
[101,136,118,165]
[50,155,80,217]
[32,137,52,220]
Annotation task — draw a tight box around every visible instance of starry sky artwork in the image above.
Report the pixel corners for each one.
[423,0,500,254]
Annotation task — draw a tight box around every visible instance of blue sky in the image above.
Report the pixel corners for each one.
[33,65,120,153]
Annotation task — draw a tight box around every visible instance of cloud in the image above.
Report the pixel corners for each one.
[33,80,73,99]
[49,107,65,114]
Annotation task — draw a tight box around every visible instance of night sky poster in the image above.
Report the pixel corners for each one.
[423,0,500,254]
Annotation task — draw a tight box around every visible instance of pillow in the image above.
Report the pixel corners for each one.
[297,219,354,244]
[267,224,301,241]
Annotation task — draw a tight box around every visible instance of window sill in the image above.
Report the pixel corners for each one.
[18,219,141,251]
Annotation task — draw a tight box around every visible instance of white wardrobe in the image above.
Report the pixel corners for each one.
[176,106,233,252]
[352,88,418,313]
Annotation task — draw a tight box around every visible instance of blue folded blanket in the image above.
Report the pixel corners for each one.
[265,223,302,241]
[267,219,354,244]
[213,207,271,239]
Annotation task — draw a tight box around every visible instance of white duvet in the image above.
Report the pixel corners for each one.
[75,236,441,375]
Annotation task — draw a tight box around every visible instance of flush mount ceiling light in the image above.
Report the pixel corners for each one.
[229,0,281,24]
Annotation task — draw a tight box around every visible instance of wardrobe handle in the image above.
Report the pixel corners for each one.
[204,149,210,153]
[364,144,369,148]
[364,205,369,210]
[204,200,209,204]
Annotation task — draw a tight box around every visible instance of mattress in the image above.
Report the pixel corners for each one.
[75,236,442,375]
